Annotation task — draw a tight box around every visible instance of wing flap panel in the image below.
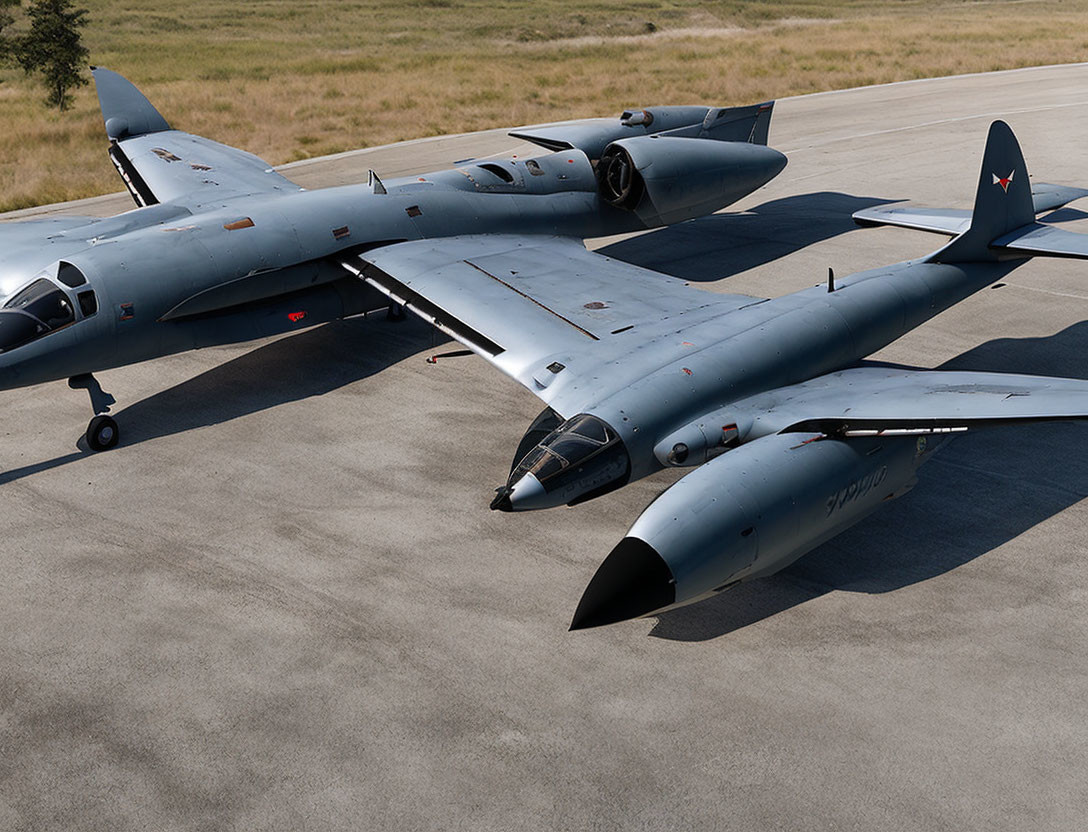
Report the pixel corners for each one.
[350,259,506,357]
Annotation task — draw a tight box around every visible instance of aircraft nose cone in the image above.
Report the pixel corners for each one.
[493,472,548,512]
[569,537,677,630]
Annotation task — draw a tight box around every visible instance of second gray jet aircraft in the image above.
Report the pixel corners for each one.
[353,121,1088,628]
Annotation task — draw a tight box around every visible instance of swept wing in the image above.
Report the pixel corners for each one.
[345,234,763,413]
[852,183,1088,235]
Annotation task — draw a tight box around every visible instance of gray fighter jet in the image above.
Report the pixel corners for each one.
[351,120,1088,629]
[0,68,786,451]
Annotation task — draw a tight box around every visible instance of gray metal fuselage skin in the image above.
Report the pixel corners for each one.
[545,117,1088,628]
[553,258,1020,611]
[0,124,787,391]
[627,431,935,610]
[584,257,1020,477]
[0,151,655,390]
[485,244,1024,623]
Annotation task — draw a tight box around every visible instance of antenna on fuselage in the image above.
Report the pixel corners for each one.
[827,267,835,293]
[368,170,387,195]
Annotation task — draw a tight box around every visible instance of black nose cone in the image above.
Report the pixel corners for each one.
[569,537,676,630]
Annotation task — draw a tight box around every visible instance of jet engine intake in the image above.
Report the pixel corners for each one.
[597,145,644,209]
[597,135,787,226]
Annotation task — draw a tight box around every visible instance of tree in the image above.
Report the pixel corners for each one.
[17,0,89,111]
[0,0,22,68]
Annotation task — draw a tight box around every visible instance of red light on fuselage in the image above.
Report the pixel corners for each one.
[288,311,307,323]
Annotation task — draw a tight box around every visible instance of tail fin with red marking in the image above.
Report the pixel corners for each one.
[931,120,1034,263]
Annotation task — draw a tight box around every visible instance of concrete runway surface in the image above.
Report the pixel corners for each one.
[1,64,1087,831]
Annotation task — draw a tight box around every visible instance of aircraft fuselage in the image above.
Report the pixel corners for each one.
[0,151,658,390]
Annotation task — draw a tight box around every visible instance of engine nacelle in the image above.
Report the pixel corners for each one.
[571,432,932,628]
[598,136,787,226]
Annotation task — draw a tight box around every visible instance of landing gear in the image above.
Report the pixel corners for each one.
[68,373,119,452]
[86,414,119,452]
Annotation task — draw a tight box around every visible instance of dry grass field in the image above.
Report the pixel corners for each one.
[1,0,1087,212]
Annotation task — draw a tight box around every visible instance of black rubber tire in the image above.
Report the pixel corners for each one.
[86,414,119,452]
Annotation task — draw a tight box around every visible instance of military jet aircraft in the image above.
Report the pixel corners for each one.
[0,68,787,451]
[350,120,1088,629]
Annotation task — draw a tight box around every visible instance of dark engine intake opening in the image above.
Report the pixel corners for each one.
[598,145,643,210]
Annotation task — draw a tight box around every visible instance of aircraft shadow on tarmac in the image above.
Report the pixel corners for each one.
[599,192,897,281]
[650,320,1088,642]
[0,315,447,486]
[1038,207,1088,224]
[114,314,448,444]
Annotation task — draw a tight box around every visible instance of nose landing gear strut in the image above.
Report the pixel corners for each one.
[68,373,119,452]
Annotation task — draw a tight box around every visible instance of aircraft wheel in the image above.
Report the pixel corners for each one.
[86,415,120,452]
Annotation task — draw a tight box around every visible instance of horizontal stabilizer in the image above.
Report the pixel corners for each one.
[665,101,774,145]
[992,222,1088,260]
[852,205,972,235]
[731,367,1088,437]
[852,183,1088,236]
[1030,182,1088,214]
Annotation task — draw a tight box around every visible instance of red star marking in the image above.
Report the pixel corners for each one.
[992,170,1015,192]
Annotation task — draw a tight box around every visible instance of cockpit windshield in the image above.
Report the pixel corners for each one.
[511,414,620,485]
[5,279,75,327]
[0,278,75,353]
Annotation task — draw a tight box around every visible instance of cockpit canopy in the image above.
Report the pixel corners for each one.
[0,263,96,353]
[511,414,617,482]
[508,413,631,506]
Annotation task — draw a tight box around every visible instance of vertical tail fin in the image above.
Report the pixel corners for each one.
[91,67,171,141]
[933,120,1034,263]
